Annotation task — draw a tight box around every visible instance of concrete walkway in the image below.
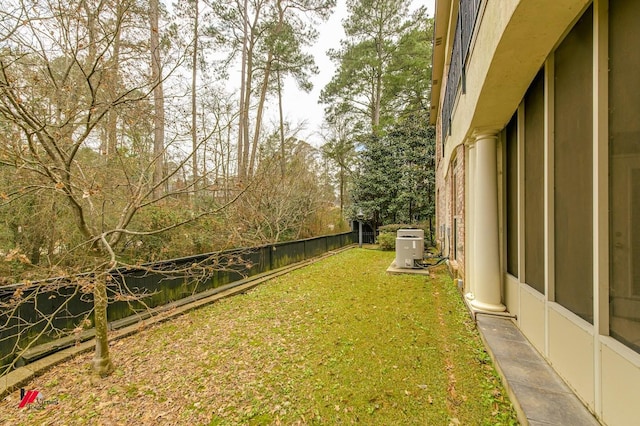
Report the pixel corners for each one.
[475,315,601,426]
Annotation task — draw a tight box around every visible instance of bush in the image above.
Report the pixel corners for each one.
[378,224,420,234]
[377,233,396,251]
[377,223,432,245]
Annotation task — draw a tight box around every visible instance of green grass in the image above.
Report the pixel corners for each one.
[0,248,517,425]
[215,248,517,425]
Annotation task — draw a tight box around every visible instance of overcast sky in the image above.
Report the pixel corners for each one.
[275,0,436,146]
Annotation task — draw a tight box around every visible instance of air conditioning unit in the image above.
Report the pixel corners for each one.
[395,229,424,269]
[397,229,424,239]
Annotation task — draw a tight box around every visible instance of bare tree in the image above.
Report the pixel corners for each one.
[320,116,357,215]
[0,0,234,376]
[224,130,337,244]
[0,0,346,380]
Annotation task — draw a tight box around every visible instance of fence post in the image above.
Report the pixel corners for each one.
[269,244,274,271]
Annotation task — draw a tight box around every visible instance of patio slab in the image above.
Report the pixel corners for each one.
[386,260,433,275]
[476,315,601,426]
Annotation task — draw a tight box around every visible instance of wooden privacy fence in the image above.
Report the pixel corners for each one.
[0,232,357,373]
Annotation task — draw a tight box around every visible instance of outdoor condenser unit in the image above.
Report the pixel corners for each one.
[395,229,424,269]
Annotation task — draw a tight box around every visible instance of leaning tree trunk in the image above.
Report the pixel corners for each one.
[248,51,272,177]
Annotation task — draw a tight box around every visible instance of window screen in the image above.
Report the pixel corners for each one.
[554,6,593,323]
[506,113,519,277]
[609,0,640,353]
[524,70,545,294]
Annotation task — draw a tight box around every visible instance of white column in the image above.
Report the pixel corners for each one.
[466,142,476,300]
[470,132,505,312]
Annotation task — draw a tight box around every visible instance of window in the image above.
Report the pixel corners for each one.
[554,5,593,323]
[609,0,640,353]
[506,113,518,277]
[453,159,458,260]
[524,70,545,294]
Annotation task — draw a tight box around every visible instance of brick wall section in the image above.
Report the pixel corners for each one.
[452,145,465,278]
[435,118,447,255]
[434,65,466,279]
[435,132,465,279]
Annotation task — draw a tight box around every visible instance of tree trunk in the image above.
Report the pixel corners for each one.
[92,276,114,376]
[373,68,382,130]
[201,106,207,190]
[339,167,344,215]
[409,199,413,223]
[106,40,120,156]
[372,34,383,132]
[191,0,199,192]
[242,47,253,180]
[277,67,286,178]
[105,1,123,157]
[150,0,165,198]
[248,51,273,177]
[428,215,433,245]
[236,0,249,179]
[226,121,232,201]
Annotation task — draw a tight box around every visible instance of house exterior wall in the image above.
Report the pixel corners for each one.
[432,1,640,424]
[452,147,464,275]
[435,141,464,278]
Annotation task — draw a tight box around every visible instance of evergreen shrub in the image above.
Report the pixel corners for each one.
[377,233,396,251]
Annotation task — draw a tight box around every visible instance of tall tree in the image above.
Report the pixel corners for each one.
[321,116,357,215]
[322,7,435,231]
[383,24,433,122]
[101,0,129,157]
[150,0,166,198]
[191,0,200,189]
[237,0,250,180]
[351,132,401,228]
[213,0,334,178]
[320,0,426,135]
[351,110,434,230]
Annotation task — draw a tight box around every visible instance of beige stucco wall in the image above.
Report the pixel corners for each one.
[518,285,545,353]
[601,338,640,425]
[548,305,595,410]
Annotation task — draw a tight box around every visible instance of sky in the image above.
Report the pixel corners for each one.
[276,0,436,147]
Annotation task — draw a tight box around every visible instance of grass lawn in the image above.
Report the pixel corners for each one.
[0,248,517,425]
